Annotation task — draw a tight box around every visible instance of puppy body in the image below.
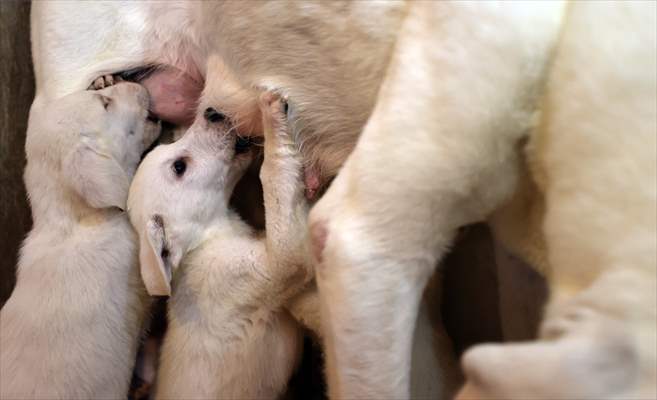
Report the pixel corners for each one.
[155,217,301,399]
[128,93,310,398]
[0,83,159,398]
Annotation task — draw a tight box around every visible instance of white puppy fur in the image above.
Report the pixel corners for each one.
[0,83,160,398]
[127,91,312,398]
[30,1,656,398]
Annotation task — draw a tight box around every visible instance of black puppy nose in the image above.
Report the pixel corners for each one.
[204,107,226,123]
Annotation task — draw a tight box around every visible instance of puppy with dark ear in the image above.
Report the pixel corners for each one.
[1,83,160,399]
[139,214,185,296]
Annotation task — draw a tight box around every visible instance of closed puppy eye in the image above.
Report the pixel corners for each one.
[97,94,112,110]
[172,158,187,177]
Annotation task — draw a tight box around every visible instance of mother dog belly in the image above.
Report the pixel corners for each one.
[30,1,203,125]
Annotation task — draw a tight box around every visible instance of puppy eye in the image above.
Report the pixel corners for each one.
[98,95,111,110]
[172,158,187,177]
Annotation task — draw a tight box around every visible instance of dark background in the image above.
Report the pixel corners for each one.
[1,1,33,308]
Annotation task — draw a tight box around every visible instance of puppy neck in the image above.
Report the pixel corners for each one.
[25,163,123,234]
[181,210,253,266]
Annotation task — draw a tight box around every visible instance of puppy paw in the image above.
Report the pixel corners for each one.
[258,91,304,200]
[258,91,292,148]
[88,74,122,90]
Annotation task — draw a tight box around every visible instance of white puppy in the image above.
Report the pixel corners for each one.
[127,92,312,398]
[0,83,160,399]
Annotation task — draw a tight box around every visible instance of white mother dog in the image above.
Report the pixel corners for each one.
[30,1,657,398]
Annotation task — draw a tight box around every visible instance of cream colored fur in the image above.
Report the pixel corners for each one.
[0,83,159,398]
[127,90,311,398]
[309,1,656,398]
[458,3,657,398]
[30,1,656,398]
[30,1,403,184]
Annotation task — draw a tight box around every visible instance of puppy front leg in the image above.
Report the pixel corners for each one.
[309,2,564,398]
[258,92,314,303]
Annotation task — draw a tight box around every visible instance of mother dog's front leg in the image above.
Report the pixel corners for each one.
[309,2,565,398]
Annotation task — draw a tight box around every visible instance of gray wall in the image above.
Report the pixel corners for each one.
[0,1,33,307]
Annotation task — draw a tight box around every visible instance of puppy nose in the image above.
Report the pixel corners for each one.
[204,107,226,123]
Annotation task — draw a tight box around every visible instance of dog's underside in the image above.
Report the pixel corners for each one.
[30,1,656,398]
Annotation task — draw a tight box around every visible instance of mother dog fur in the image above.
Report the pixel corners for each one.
[30,1,657,398]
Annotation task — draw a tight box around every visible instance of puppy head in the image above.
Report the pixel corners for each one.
[127,108,255,296]
[29,83,160,211]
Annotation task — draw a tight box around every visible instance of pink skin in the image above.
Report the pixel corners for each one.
[140,66,204,126]
[304,167,321,200]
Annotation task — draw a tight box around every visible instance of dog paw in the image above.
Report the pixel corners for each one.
[258,91,303,197]
[258,91,291,145]
[88,74,123,90]
[458,305,643,400]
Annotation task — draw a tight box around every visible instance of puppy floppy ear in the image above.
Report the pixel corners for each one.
[63,137,130,210]
[139,215,183,296]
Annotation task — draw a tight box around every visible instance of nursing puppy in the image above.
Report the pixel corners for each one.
[127,93,311,398]
[0,83,159,398]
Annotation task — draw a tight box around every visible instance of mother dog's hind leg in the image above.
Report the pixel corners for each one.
[309,2,564,398]
[459,3,657,398]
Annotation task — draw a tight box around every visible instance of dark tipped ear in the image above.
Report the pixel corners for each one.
[63,137,129,210]
[139,215,182,296]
